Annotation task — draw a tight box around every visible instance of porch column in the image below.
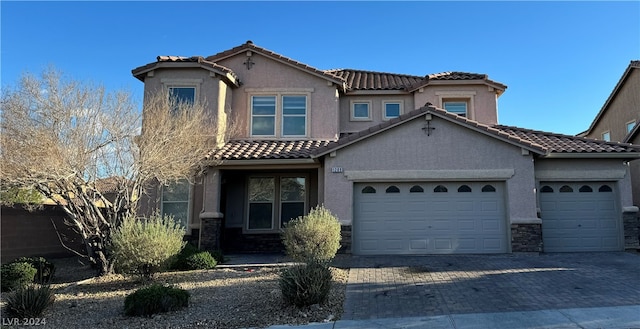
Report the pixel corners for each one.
[199,168,223,251]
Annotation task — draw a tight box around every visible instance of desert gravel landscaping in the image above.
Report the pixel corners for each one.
[0,257,349,329]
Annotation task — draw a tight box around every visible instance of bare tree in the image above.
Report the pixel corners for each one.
[1,68,228,275]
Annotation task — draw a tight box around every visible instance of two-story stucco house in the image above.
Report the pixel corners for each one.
[132,41,640,255]
[580,60,640,209]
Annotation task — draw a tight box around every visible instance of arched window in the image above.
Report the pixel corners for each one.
[599,185,613,192]
[559,185,573,193]
[457,185,472,192]
[385,186,400,193]
[434,185,448,193]
[579,185,593,193]
[540,186,554,193]
[481,185,496,192]
[362,186,376,194]
[409,185,424,193]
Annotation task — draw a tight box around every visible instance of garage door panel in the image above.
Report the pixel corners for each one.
[354,182,506,255]
[540,181,621,252]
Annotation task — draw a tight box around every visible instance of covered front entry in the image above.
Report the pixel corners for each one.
[539,181,622,252]
[352,181,508,255]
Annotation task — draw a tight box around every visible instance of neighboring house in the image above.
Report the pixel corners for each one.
[131,41,640,255]
[579,60,640,209]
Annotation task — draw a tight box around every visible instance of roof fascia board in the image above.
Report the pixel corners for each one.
[215,159,319,167]
[409,79,506,93]
[582,63,638,136]
[343,90,410,95]
[540,152,640,159]
[133,62,239,87]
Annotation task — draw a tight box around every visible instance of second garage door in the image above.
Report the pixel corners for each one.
[353,182,507,255]
[539,182,622,252]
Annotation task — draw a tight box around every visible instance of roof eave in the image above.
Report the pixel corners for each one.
[408,79,507,95]
[215,158,319,167]
[581,61,639,136]
[540,152,640,159]
[131,62,240,87]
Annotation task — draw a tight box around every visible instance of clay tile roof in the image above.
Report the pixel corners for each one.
[495,125,640,154]
[205,41,345,86]
[131,56,239,86]
[427,71,487,80]
[207,140,334,161]
[312,106,640,158]
[325,69,424,91]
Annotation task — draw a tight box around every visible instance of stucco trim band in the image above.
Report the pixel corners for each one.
[510,217,543,224]
[343,169,515,182]
[535,169,626,180]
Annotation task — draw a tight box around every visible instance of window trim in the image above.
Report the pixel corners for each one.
[248,92,310,138]
[160,180,193,231]
[245,174,309,234]
[626,120,636,134]
[436,91,476,120]
[350,100,372,121]
[382,100,404,121]
[602,130,611,141]
[161,78,202,103]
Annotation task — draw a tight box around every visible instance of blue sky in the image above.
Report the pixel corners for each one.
[2,1,639,135]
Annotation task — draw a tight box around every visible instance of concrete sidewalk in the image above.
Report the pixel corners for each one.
[264,305,640,329]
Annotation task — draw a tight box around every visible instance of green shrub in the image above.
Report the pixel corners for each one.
[282,205,341,263]
[279,261,333,307]
[185,251,217,270]
[14,257,55,283]
[110,214,186,279]
[171,244,222,270]
[1,262,37,292]
[5,284,55,318]
[124,284,189,317]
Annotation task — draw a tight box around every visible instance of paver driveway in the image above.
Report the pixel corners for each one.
[342,252,640,320]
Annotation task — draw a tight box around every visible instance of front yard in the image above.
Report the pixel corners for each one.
[0,257,349,329]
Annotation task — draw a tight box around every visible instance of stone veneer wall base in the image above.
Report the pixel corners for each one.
[511,223,542,253]
[623,210,640,250]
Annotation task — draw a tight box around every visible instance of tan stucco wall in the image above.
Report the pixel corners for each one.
[216,53,340,140]
[322,116,538,227]
[339,94,415,133]
[142,68,224,120]
[413,85,499,124]
[534,158,634,209]
[585,69,640,141]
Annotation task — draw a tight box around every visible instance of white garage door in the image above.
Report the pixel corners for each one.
[539,182,622,252]
[353,182,507,255]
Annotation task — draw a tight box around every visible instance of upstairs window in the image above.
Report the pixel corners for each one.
[627,121,636,134]
[383,101,403,120]
[443,101,467,117]
[168,86,196,114]
[282,96,307,136]
[169,87,195,104]
[351,101,371,121]
[602,131,611,142]
[250,94,307,137]
[251,96,277,136]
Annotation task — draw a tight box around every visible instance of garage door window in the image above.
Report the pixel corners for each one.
[410,185,424,193]
[482,185,496,192]
[560,185,573,193]
[362,186,376,193]
[540,186,553,193]
[434,185,448,192]
[458,185,472,192]
[386,186,400,193]
[579,185,593,192]
[599,185,612,192]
